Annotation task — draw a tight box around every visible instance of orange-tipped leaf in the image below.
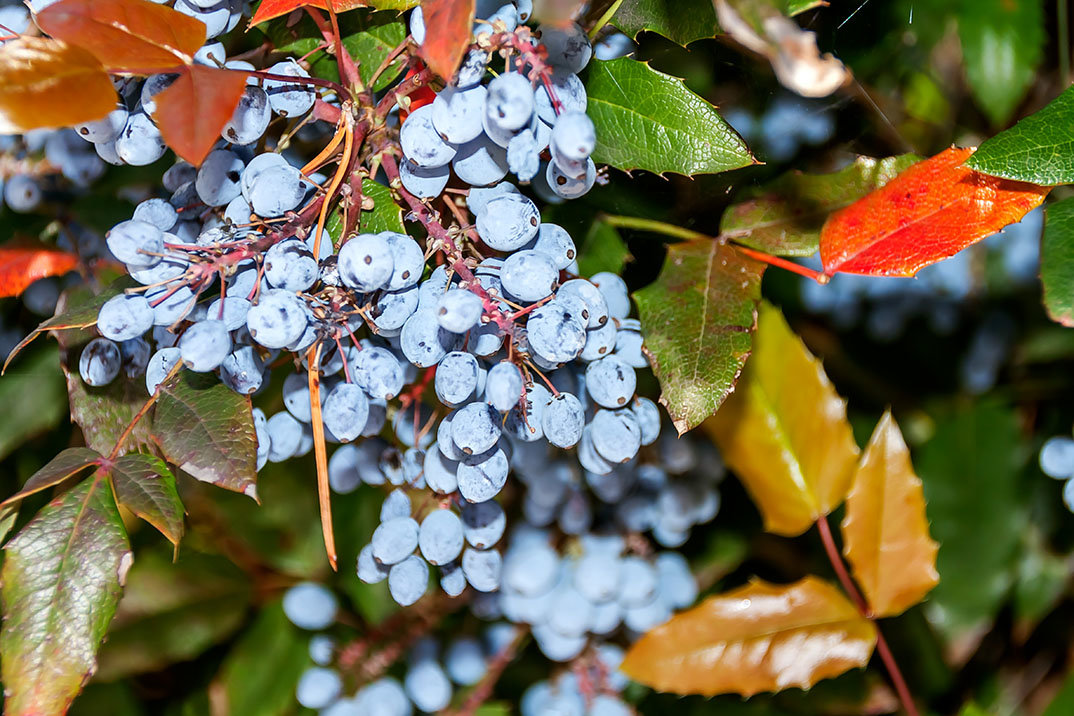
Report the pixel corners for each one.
[153,65,249,165]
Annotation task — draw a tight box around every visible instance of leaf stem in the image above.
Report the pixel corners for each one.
[107,360,182,462]
[586,0,624,37]
[598,214,711,242]
[816,516,919,716]
[732,244,829,284]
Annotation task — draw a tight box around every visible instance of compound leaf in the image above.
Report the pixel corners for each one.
[109,454,185,545]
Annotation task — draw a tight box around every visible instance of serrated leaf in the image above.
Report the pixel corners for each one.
[250,0,376,26]
[634,239,764,435]
[36,0,205,71]
[0,345,69,461]
[217,600,311,716]
[957,0,1044,126]
[97,549,250,680]
[110,454,184,545]
[1,475,131,716]
[917,401,1027,638]
[0,447,101,508]
[621,576,876,696]
[586,58,755,176]
[820,147,1049,277]
[328,179,407,241]
[419,0,477,81]
[0,37,117,134]
[722,154,921,257]
[968,85,1074,184]
[840,411,939,618]
[611,0,823,46]
[63,354,155,456]
[577,220,629,276]
[1040,196,1074,326]
[704,302,859,537]
[153,369,258,498]
[154,65,250,166]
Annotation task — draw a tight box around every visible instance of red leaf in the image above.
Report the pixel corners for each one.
[249,0,374,27]
[419,0,476,81]
[0,248,79,298]
[153,65,249,166]
[399,64,436,123]
[36,0,205,72]
[820,147,1050,277]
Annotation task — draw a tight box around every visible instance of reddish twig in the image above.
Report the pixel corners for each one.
[445,626,528,716]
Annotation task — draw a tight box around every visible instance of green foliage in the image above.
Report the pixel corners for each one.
[109,454,184,545]
[968,85,1074,184]
[0,346,68,460]
[1041,196,1074,326]
[576,219,630,276]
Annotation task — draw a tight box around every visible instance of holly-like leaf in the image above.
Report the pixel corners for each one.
[96,549,250,680]
[109,453,184,545]
[249,0,377,26]
[0,247,80,299]
[621,576,876,696]
[722,154,921,257]
[577,220,629,276]
[328,179,407,240]
[154,65,250,166]
[63,355,155,456]
[1041,196,1074,326]
[840,411,939,618]
[957,0,1044,127]
[1,474,131,716]
[819,146,1049,277]
[968,86,1074,185]
[634,239,764,435]
[704,302,859,537]
[153,369,258,499]
[586,58,755,176]
[611,0,822,47]
[0,37,117,134]
[418,0,476,81]
[0,447,101,508]
[36,0,205,71]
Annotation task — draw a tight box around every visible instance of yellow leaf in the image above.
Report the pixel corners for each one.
[0,37,116,134]
[621,576,877,696]
[704,302,858,536]
[841,411,939,618]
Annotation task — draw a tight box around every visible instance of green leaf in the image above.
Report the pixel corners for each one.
[967,85,1074,184]
[1012,530,1069,633]
[154,370,258,499]
[326,179,406,243]
[1043,672,1074,716]
[110,454,185,545]
[0,345,68,460]
[1041,196,1074,326]
[721,154,921,257]
[0,446,100,507]
[957,0,1044,126]
[1,474,131,715]
[96,549,250,680]
[634,239,764,434]
[577,219,630,276]
[585,58,755,176]
[611,0,823,46]
[217,600,311,716]
[63,354,155,456]
[917,401,1027,638]
[341,14,407,92]
[0,502,17,545]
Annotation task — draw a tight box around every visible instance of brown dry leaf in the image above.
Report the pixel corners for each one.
[714,0,848,97]
[841,411,940,618]
[0,37,116,134]
[704,302,859,537]
[621,576,877,696]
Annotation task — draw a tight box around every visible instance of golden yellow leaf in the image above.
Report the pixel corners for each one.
[621,576,877,696]
[841,410,939,618]
[0,37,116,134]
[704,302,859,536]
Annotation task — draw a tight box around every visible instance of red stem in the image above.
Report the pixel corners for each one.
[733,244,830,284]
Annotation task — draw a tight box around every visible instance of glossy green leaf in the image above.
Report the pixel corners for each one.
[957,0,1044,126]
[153,370,258,499]
[1041,196,1074,326]
[917,401,1027,638]
[217,600,310,716]
[611,0,823,46]
[327,179,406,243]
[96,549,250,680]
[585,58,755,176]
[1,475,131,716]
[634,239,764,434]
[722,154,920,257]
[0,345,68,460]
[705,303,860,537]
[967,85,1074,185]
[577,219,630,277]
[0,446,100,508]
[110,453,185,545]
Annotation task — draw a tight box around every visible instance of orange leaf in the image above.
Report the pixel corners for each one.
[0,37,117,134]
[840,411,939,618]
[153,64,249,166]
[419,0,476,81]
[621,576,877,697]
[0,248,80,299]
[36,0,205,72]
[249,0,373,27]
[820,146,1049,277]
